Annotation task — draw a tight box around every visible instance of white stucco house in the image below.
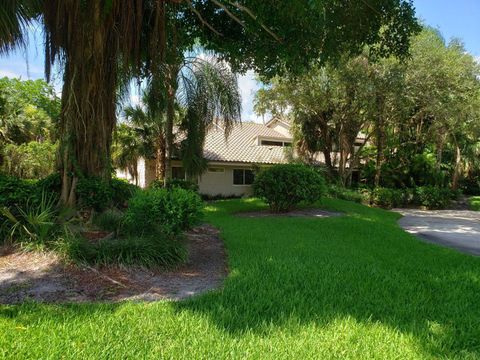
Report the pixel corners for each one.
[117,117,312,197]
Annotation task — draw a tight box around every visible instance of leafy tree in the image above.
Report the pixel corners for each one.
[1,0,419,206]
[2,141,57,179]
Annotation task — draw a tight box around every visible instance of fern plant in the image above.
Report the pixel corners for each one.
[1,192,58,244]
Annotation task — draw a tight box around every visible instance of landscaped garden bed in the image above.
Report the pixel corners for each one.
[0,224,226,304]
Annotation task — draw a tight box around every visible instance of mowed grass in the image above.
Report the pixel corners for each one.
[470,196,480,211]
[1,198,480,359]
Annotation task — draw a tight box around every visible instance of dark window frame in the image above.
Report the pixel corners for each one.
[233,169,254,185]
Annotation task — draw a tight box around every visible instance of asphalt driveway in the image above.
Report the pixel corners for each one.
[396,209,480,256]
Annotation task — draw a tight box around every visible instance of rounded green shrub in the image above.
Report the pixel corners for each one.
[414,186,452,209]
[124,188,203,235]
[253,164,326,212]
[371,187,404,209]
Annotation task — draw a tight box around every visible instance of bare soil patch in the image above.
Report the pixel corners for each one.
[0,224,227,304]
[236,208,342,218]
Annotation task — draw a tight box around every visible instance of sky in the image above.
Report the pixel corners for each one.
[1,0,479,123]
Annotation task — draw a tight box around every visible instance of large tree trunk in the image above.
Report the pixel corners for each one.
[57,2,117,207]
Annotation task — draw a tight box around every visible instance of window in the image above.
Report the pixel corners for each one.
[172,167,186,180]
[233,169,254,185]
[260,140,292,147]
[208,167,225,173]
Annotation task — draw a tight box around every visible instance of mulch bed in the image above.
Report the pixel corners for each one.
[0,224,227,304]
[236,208,342,218]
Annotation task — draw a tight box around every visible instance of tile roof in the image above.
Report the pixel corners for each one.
[203,122,293,164]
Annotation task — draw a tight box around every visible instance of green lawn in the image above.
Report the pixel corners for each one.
[470,196,480,211]
[1,198,480,359]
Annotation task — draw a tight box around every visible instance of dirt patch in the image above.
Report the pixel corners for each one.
[236,208,342,218]
[0,224,227,304]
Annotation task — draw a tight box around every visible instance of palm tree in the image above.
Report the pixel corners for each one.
[177,55,241,179]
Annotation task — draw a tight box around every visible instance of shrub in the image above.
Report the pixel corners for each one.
[151,178,199,192]
[60,235,186,268]
[76,177,113,211]
[469,196,480,211]
[93,208,124,234]
[110,178,138,207]
[0,174,36,209]
[414,186,452,209]
[2,141,57,179]
[124,188,203,235]
[371,187,404,209]
[253,164,326,212]
[1,192,60,244]
[328,185,366,203]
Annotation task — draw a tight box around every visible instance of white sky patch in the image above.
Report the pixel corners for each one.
[0,69,21,78]
[238,70,264,123]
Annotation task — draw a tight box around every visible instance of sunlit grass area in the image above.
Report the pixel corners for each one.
[1,198,480,359]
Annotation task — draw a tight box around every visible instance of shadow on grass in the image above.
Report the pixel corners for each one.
[175,198,480,357]
[1,198,479,358]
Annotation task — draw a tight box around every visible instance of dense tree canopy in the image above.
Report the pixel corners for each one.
[255,28,480,192]
[0,0,419,206]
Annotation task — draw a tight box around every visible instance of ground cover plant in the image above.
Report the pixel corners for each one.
[1,197,479,358]
[470,196,480,211]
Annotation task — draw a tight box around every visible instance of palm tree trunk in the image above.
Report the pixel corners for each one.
[164,67,176,186]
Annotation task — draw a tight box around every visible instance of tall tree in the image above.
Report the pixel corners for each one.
[1,0,419,206]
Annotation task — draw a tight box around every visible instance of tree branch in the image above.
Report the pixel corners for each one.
[227,1,282,42]
[185,0,223,37]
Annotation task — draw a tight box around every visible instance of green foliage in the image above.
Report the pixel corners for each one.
[124,188,203,235]
[328,184,366,203]
[253,164,326,212]
[61,235,186,269]
[2,141,57,179]
[76,177,138,211]
[0,174,36,209]
[5,198,480,358]
[76,177,113,211]
[469,196,480,211]
[1,192,60,244]
[110,178,138,207]
[166,178,199,192]
[370,187,405,209]
[414,186,453,210]
[92,208,124,234]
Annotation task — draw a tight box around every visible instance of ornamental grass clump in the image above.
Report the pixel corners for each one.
[253,164,326,212]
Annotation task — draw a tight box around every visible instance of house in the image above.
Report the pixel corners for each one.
[117,117,312,197]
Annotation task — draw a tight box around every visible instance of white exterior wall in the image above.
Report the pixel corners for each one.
[268,121,292,137]
[198,165,254,197]
[115,157,156,189]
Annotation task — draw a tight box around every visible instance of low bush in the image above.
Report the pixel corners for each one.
[76,176,139,211]
[1,192,62,245]
[371,187,404,209]
[253,164,326,212]
[0,174,37,209]
[414,186,452,209]
[151,178,199,192]
[92,208,124,234]
[60,235,187,268]
[328,185,366,203]
[76,177,113,211]
[469,196,480,211]
[110,178,138,207]
[124,188,203,235]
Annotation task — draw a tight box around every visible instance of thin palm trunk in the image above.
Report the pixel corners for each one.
[164,66,176,185]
